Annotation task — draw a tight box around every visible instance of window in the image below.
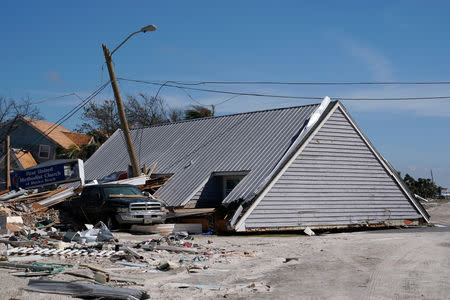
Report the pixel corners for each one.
[82,187,101,206]
[103,186,142,199]
[218,172,248,198]
[38,144,51,159]
[224,176,243,197]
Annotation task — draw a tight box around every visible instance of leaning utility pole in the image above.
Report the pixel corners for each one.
[5,136,11,190]
[102,45,140,178]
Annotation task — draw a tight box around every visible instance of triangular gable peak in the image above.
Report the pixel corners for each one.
[235,102,428,231]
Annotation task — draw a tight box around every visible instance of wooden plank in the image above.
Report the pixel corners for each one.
[29,202,48,213]
[123,247,143,259]
[131,223,203,234]
[109,194,145,198]
[147,162,158,177]
[0,189,10,196]
[142,244,198,253]
[6,187,68,203]
[80,263,109,274]
[5,191,51,203]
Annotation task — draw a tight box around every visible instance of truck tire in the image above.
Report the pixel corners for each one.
[106,215,119,230]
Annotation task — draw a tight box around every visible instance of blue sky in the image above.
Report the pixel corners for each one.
[1,1,449,188]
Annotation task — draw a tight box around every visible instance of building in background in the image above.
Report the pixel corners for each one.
[0,116,93,164]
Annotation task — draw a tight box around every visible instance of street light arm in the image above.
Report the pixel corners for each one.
[110,30,142,56]
[101,24,157,178]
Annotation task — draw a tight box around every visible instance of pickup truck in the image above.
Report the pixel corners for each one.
[69,184,166,228]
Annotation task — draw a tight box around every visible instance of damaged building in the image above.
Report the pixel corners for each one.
[82,98,429,232]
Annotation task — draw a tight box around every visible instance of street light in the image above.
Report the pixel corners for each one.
[102,24,157,178]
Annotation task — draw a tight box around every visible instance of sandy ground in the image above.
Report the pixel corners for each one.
[1,200,449,300]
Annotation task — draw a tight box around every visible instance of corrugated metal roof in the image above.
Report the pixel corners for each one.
[83,103,321,206]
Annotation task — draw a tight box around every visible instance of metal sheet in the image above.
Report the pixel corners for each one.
[83,103,320,206]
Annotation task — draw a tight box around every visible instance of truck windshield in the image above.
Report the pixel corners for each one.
[103,186,142,198]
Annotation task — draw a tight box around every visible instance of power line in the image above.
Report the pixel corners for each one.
[117,78,450,101]
[118,78,322,100]
[40,82,110,139]
[167,80,450,86]
[177,87,210,106]
[14,82,110,161]
[146,79,218,108]
[10,93,80,108]
[214,95,240,106]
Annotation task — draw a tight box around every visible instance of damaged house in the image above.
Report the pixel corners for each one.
[82,98,429,232]
[0,116,93,164]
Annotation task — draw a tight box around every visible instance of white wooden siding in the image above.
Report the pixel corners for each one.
[245,107,422,229]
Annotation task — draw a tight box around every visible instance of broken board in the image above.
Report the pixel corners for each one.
[130,223,202,235]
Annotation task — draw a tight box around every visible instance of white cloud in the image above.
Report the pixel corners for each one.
[328,33,393,81]
[44,71,66,85]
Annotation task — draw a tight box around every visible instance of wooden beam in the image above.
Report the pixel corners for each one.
[5,136,10,190]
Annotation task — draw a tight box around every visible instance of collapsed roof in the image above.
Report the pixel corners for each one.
[84,102,321,206]
[83,99,429,230]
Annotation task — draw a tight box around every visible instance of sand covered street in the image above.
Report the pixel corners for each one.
[1,200,449,299]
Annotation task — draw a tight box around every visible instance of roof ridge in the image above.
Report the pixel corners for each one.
[22,116,68,131]
[129,101,329,132]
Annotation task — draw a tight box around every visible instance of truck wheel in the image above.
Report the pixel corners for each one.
[106,216,118,230]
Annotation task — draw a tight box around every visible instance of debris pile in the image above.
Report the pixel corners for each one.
[63,221,116,244]
[139,176,169,194]
[1,213,271,299]
[0,175,269,298]
[0,187,75,233]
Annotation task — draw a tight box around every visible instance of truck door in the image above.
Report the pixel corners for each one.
[82,187,104,222]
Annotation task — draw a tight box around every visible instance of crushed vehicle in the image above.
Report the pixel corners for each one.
[68,184,166,228]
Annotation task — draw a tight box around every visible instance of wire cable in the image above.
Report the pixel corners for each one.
[117,78,450,101]
[14,82,110,161]
[168,80,450,86]
[40,82,110,139]
[12,93,80,108]
[214,95,240,106]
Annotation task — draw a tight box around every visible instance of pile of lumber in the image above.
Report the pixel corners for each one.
[0,186,75,231]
